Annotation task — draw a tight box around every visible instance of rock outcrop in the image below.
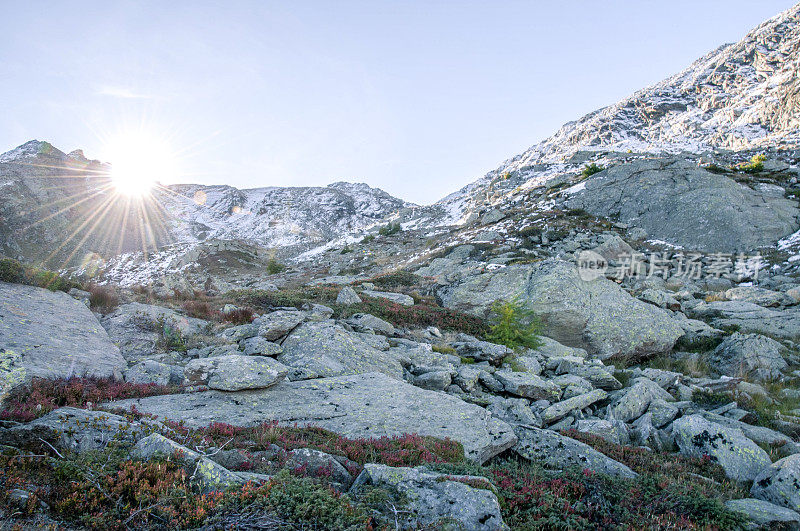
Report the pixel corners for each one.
[438,261,683,360]
[0,282,126,402]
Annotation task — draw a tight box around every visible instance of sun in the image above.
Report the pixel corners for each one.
[105,131,179,196]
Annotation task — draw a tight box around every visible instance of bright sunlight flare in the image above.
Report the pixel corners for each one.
[106,131,179,196]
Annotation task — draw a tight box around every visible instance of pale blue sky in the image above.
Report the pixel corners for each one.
[1,1,796,204]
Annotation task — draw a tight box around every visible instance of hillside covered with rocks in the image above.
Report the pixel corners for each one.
[2,3,800,530]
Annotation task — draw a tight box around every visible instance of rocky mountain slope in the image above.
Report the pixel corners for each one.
[434,2,800,225]
[4,4,800,529]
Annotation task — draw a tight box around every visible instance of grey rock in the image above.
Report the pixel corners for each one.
[132,433,245,492]
[361,289,414,306]
[591,233,634,262]
[639,289,681,311]
[564,364,623,391]
[454,366,481,392]
[67,287,91,306]
[514,425,637,478]
[565,157,798,253]
[0,407,150,453]
[412,371,451,391]
[255,310,305,341]
[191,344,240,359]
[487,396,540,427]
[0,282,127,403]
[480,209,506,225]
[691,301,800,341]
[287,448,354,489]
[672,414,771,482]
[278,321,403,380]
[351,464,507,531]
[608,378,674,422]
[725,286,794,308]
[452,335,511,362]
[708,333,787,381]
[478,371,504,393]
[240,336,283,356]
[530,336,588,359]
[725,498,800,528]
[220,323,260,342]
[102,301,210,356]
[438,261,683,361]
[308,304,334,321]
[124,360,182,386]
[574,419,630,445]
[335,286,362,305]
[552,374,595,399]
[648,399,679,428]
[752,453,800,512]
[345,313,395,335]
[183,354,288,391]
[542,389,608,424]
[107,372,517,464]
[504,355,542,375]
[494,370,561,401]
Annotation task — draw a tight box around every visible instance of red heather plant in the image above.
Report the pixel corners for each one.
[336,296,488,336]
[171,421,464,473]
[0,453,372,530]
[182,300,221,321]
[0,376,178,423]
[562,429,737,486]
[221,307,254,325]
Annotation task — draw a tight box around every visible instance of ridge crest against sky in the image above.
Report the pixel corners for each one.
[1,1,796,204]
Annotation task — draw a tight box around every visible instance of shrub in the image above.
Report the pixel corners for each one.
[370,270,421,288]
[0,376,177,422]
[229,286,339,310]
[430,451,745,530]
[378,222,402,236]
[486,299,542,350]
[514,225,542,238]
[182,300,220,320]
[183,422,464,470]
[266,259,287,275]
[361,234,375,244]
[157,316,188,352]
[0,257,81,292]
[335,296,487,336]
[581,162,604,178]
[222,307,254,325]
[740,153,766,174]
[0,257,25,283]
[0,451,374,530]
[87,283,120,313]
[565,208,589,218]
[432,344,456,355]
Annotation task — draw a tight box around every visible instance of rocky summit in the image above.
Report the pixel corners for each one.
[3,4,800,530]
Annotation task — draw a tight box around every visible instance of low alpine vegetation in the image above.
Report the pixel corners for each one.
[0,257,81,293]
[0,376,178,423]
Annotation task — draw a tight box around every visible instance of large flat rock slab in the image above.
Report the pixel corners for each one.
[106,372,517,464]
[0,282,126,401]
